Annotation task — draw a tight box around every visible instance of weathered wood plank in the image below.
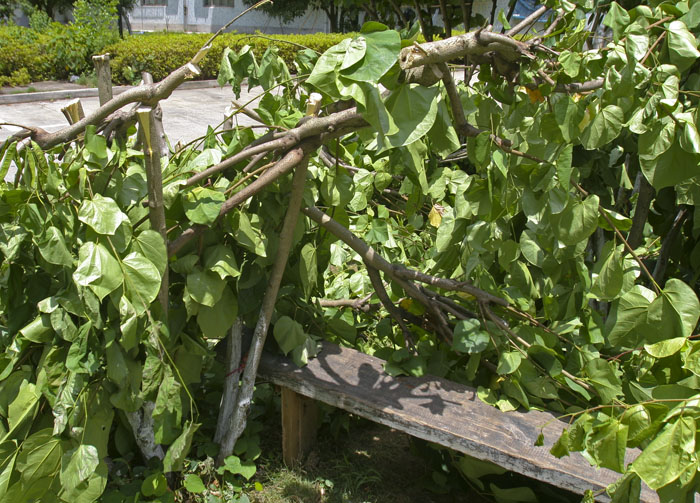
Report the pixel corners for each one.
[258,342,658,503]
[281,388,318,465]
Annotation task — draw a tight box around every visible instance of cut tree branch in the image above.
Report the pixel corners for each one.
[399,29,534,71]
[505,5,548,37]
[214,319,243,446]
[302,206,507,307]
[218,155,310,465]
[652,206,689,285]
[366,265,415,349]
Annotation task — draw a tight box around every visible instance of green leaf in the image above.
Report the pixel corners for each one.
[606,285,656,347]
[234,212,267,257]
[183,187,225,225]
[196,285,237,339]
[19,315,53,343]
[558,51,581,78]
[580,105,623,150]
[36,226,72,267]
[384,84,440,148]
[640,141,700,190]
[187,270,226,307]
[299,242,317,300]
[153,369,182,445]
[497,352,522,375]
[16,429,62,484]
[607,472,641,503]
[203,245,240,280]
[644,337,686,358]
[631,416,696,490]
[340,30,400,83]
[122,252,162,315]
[141,473,168,497]
[340,35,367,70]
[552,195,599,246]
[667,20,700,72]
[307,38,352,98]
[648,279,700,340]
[78,194,128,236]
[163,421,199,473]
[584,359,622,404]
[219,455,256,480]
[73,242,124,301]
[593,244,624,300]
[60,444,99,492]
[587,420,628,472]
[453,319,489,354]
[190,148,222,172]
[519,230,544,266]
[132,230,167,276]
[273,316,307,355]
[602,2,630,41]
[183,474,206,494]
[7,380,39,433]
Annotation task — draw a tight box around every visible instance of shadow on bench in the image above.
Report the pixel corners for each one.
[258,341,657,503]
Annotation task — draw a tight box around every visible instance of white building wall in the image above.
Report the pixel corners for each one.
[128,0,330,34]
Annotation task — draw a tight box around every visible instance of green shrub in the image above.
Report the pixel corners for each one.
[0,67,32,87]
[0,24,52,81]
[104,31,352,84]
[0,25,350,84]
[50,0,120,78]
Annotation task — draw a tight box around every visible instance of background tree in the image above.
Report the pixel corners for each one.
[116,0,136,37]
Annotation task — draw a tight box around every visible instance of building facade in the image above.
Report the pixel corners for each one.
[128,0,331,34]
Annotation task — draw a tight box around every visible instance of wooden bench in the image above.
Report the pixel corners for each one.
[258,342,658,503]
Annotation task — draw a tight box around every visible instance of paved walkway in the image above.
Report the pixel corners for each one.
[0,84,259,146]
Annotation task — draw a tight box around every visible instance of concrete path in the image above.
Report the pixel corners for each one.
[0,84,260,146]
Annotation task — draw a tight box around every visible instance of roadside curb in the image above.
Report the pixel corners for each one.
[0,79,222,105]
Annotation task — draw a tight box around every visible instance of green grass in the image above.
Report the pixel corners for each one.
[246,415,484,503]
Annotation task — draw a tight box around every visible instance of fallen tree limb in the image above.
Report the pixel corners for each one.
[218,154,310,465]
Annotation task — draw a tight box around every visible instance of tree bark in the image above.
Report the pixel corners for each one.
[217,156,310,465]
[438,0,452,38]
[92,54,113,107]
[214,319,243,445]
[627,173,655,250]
[412,0,432,41]
[137,107,169,317]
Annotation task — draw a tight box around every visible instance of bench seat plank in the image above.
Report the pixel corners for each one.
[258,342,657,503]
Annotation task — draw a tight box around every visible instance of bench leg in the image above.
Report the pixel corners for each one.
[281,388,318,465]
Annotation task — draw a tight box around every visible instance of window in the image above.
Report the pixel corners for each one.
[142,0,167,5]
[204,0,234,6]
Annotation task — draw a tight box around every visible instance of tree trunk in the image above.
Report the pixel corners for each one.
[490,0,498,25]
[438,0,452,38]
[117,7,124,38]
[413,0,432,41]
[388,0,407,27]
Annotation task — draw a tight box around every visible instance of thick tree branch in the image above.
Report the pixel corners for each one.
[302,206,507,307]
[218,156,310,465]
[652,206,689,285]
[505,5,548,37]
[627,173,654,250]
[137,107,169,317]
[27,62,204,150]
[399,29,533,71]
[214,319,243,446]
[317,294,376,312]
[184,109,365,188]
[366,265,415,349]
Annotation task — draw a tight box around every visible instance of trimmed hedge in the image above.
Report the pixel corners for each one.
[0,24,54,83]
[104,32,352,84]
[0,24,351,85]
